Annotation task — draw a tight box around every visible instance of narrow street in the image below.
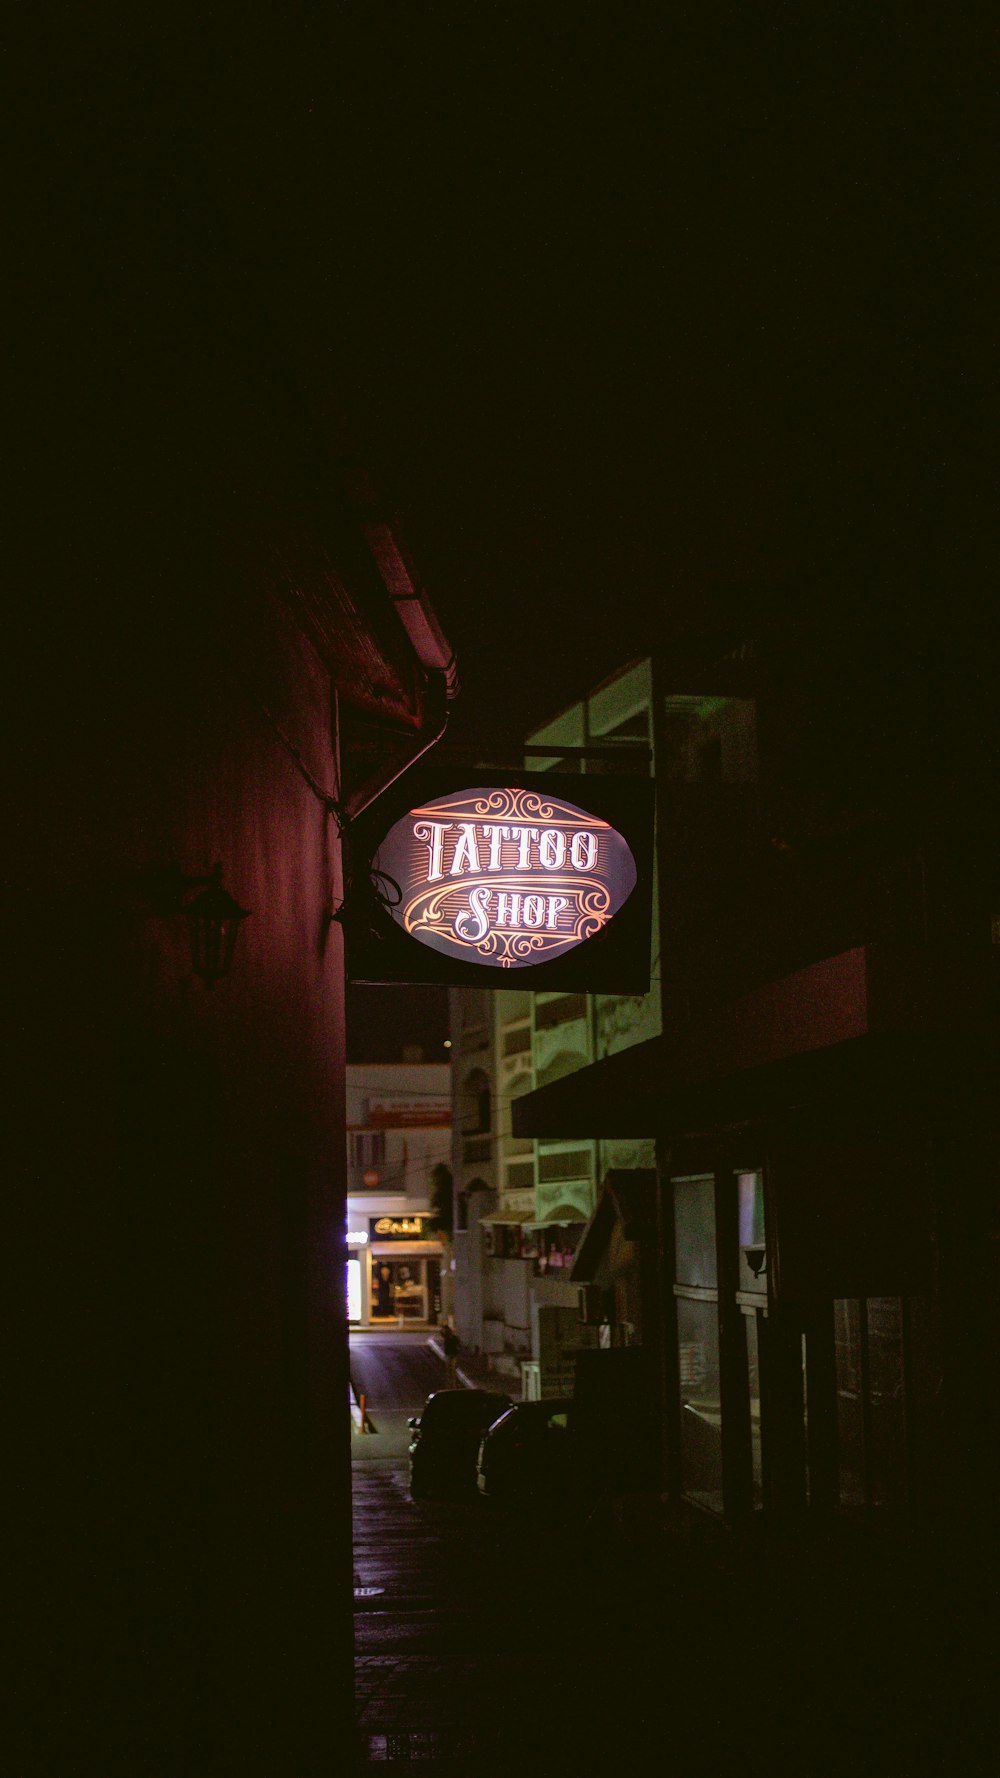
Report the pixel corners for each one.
[350,1333,530,1766]
[350,1336,995,1774]
[350,1332,635,1770]
[347,1335,808,1773]
[350,1330,447,1421]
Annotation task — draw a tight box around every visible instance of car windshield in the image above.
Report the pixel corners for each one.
[489,1402,572,1440]
[421,1392,509,1430]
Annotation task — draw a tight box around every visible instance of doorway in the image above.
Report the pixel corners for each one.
[671,1165,810,1522]
[368,1252,441,1326]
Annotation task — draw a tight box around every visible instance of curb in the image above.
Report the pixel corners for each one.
[425,1333,478,1390]
[425,1335,522,1399]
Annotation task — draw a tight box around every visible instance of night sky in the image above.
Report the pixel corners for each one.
[28,8,992,741]
[212,7,991,749]
[23,9,993,1056]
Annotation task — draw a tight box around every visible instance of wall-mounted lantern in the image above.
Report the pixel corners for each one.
[185,865,251,986]
[142,862,250,987]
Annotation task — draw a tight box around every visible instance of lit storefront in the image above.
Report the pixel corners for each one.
[347,1213,444,1328]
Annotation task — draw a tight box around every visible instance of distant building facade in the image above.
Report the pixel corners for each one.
[451,659,661,1390]
[451,634,998,1548]
[347,1063,452,1328]
[508,633,998,1539]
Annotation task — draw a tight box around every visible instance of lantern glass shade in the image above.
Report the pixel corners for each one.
[186,868,250,986]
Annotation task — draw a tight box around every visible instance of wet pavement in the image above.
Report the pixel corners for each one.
[350,1332,610,1769]
[350,1334,999,1775]
[352,1457,633,1772]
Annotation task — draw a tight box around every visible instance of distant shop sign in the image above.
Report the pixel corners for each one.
[366,1101,451,1128]
[348,771,653,993]
[370,1215,427,1242]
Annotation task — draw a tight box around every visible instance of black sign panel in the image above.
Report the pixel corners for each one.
[346,766,654,993]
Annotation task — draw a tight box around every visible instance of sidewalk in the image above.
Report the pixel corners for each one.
[424,1334,522,1398]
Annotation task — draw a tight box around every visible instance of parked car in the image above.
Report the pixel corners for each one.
[476,1399,576,1507]
[408,1389,512,1499]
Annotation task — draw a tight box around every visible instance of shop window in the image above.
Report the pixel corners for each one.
[834,1296,907,1510]
[677,1296,724,1514]
[673,1174,723,1514]
[673,1176,717,1290]
[370,1258,427,1322]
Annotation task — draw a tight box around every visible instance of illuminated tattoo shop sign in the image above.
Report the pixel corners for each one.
[374,786,638,970]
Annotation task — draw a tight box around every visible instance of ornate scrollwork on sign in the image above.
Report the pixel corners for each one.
[375,786,637,970]
[467,787,556,822]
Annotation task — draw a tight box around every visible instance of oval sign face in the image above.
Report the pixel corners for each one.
[374,785,638,970]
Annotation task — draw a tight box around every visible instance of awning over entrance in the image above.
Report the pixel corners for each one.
[569,1188,617,1283]
[511,946,997,1140]
[511,1030,900,1138]
[571,1171,657,1284]
[512,1035,668,1138]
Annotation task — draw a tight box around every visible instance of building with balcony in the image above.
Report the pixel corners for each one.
[451,658,662,1389]
[451,625,998,1544]
[347,1063,451,1327]
[511,630,998,1540]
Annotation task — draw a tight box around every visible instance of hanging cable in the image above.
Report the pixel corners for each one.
[253,694,349,831]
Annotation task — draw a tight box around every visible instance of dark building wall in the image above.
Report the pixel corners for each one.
[347,983,450,1061]
[4,51,414,1759]
[651,636,998,1532]
[12,521,354,1770]
[653,634,997,1023]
